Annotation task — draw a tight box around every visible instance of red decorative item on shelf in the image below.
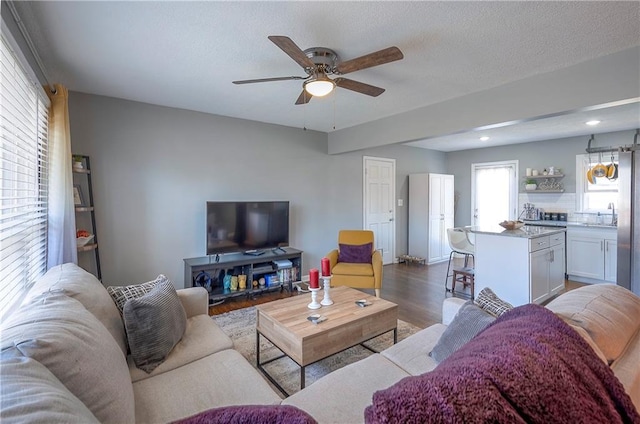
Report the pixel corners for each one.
[321,257,331,277]
[309,268,319,289]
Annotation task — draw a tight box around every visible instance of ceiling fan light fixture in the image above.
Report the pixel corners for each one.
[304,74,335,97]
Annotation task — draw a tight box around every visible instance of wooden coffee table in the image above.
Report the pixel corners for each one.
[255,286,398,396]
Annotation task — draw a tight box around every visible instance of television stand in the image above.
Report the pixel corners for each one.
[244,250,265,256]
[184,248,303,304]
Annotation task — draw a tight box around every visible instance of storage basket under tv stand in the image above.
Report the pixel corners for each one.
[183,247,302,305]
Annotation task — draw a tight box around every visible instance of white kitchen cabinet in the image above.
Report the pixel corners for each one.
[409,173,454,264]
[472,227,567,306]
[567,226,617,283]
[529,233,565,304]
[604,238,617,282]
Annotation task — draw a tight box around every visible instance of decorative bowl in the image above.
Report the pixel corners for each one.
[76,235,94,247]
[499,221,524,230]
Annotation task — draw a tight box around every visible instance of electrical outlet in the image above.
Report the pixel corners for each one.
[397,199,404,207]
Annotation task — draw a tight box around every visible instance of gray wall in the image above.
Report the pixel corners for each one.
[69,92,445,288]
[446,130,636,227]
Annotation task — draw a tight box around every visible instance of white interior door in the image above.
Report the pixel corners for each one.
[471,161,518,227]
[363,156,395,265]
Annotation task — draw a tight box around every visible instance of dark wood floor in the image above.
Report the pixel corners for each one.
[209,259,585,329]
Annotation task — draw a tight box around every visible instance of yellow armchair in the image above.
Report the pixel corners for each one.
[326,230,383,297]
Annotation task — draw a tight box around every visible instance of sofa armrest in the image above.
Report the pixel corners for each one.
[327,249,339,270]
[177,287,209,318]
[442,297,467,325]
[372,250,383,289]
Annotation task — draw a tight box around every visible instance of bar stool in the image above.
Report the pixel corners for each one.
[445,227,475,292]
[452,267,475,298]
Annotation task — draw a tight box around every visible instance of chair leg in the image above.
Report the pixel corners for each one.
[464,253,475,269]
[375,288,381,298]
[444,251,455,292]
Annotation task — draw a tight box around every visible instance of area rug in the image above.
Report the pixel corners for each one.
[212,307,420,396]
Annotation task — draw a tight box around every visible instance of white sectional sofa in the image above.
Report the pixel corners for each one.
[2,263,639,423]
[1,263,281,423]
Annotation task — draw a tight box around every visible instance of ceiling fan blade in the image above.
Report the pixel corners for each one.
[268,36,315,69]
[233,76,307,85]
[295,90,312,105]
[335,46,404,75]
[334,78,385,97]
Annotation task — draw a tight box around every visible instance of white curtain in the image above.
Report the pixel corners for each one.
[47,84,77,267]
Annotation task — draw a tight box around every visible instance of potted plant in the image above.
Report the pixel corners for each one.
[525,179,537,191]
[72,155,83,170]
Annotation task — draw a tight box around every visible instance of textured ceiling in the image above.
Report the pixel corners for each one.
[11,1,640,150]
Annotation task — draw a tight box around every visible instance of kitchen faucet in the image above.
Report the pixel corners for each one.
[608,202,616,226]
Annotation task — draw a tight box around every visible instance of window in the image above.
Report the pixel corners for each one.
[575,153,618,212]
[0,31,50,319]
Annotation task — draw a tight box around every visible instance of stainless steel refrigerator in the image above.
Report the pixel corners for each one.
[617,137,640,296]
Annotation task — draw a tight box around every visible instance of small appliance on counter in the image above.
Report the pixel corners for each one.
[521,203,539,220]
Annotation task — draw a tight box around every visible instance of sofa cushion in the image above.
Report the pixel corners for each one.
[107,274,167,315]
[23,263,127,355]
[133,349,281,423]
[611,327,640,411]
[1,292,135,424]
[474,287,514,317]
[339,242,373,263]
[381,323,446,375]
[128,314,234,382]
[429,301,495,363]
[332,262,374,277]
[546,284,640,363]
[173,405,317,424]
[283,354,410,424]
[0,347,99,424]
[124,278,187,373]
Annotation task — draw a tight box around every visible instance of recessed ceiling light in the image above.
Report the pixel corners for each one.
[586,120,601,126]
[479,136,490,141]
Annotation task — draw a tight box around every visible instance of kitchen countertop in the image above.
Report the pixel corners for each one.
[469,225,566,238]
[523,220,617,229]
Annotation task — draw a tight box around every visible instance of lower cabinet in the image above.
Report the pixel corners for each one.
[530,234,565,304]
[567,227,617,283]
[473,230,566,306]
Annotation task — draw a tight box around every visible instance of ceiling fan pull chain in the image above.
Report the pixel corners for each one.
[333,92,336,130]
[303,92,307,131]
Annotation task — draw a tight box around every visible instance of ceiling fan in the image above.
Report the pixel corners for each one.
[232,36,404,105]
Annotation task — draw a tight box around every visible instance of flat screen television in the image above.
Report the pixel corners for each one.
[206,201,289,255]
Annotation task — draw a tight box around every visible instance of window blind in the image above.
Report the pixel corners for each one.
[0,32,50,319]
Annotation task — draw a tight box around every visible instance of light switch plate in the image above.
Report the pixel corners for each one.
[397,199,403,207]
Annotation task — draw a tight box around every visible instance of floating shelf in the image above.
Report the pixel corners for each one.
[524,174,564,179]
[524,190,565,193]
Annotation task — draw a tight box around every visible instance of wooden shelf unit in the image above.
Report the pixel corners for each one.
[73,155,101,280]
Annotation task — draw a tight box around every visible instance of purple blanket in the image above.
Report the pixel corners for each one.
[173,405,317,424]
[365,304,640,424]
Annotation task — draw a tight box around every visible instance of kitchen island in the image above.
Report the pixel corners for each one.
[468,225,566,306]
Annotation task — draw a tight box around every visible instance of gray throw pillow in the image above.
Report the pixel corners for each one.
[429,301,495,364]
[123,279,187,373]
